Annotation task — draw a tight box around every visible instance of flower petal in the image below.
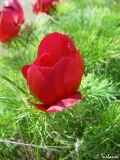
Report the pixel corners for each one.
[64,53,84,83]
[28,100,49,112]
[30,92,82,113]
[33,0,54,14]
[21,65,30,79]
[27,65,55,105]
[64,52,84,95]
[4,0,24,25]
[31,58,51,80]
[48,57,70,102]
[0,11,19,41]
[37,32,77,66]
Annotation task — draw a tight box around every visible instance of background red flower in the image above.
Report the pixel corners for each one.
[0,0,24,42]
[32,0,60,14]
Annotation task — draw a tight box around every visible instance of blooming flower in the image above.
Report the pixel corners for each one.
[0,0,24,42]
[32,0,60,14]
[21,32,84,113]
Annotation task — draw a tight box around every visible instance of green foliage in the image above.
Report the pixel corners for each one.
[0,0,119,159]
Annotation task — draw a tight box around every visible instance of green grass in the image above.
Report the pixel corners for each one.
[0,0,120,159]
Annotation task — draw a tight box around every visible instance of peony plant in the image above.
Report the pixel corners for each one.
[21,32,84,113]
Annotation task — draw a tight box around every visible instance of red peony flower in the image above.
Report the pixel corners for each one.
[0,0,24,42]
[32,0,60,14]
[21,32,84,113]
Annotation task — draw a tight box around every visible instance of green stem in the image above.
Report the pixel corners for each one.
[0,75,28,95]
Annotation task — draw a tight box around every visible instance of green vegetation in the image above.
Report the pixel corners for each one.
[0,0,120,159]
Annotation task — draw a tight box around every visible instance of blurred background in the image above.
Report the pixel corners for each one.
[0,0,34,21]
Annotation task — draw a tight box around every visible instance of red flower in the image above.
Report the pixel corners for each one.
[0,0,24,42]
[21,32,84,113]
[32,0,60,14]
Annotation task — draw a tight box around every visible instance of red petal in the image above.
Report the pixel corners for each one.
[28,100,49,112]
[0,11,19,41]
[30,92,82,113]
[48,57,70,102]
[32,0,54,14]
[4,0,24,25]
[21,65,30,79]
[27,65,55,105]
[53,0,60,2]
[64,53,84,83]
[37,32,77,66]
[32,59,51,79]
[64,52,84,95]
